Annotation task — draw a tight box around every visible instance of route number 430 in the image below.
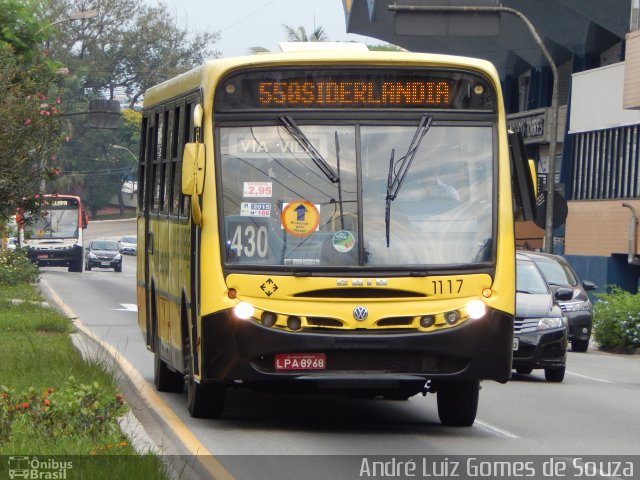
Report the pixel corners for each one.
[229,224,269,258]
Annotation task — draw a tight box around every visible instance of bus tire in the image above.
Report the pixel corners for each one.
[68,257,83,272]
[153,328,184,393]
[544,366,565,383]
[187,379,226,419]
[436,379,479,427]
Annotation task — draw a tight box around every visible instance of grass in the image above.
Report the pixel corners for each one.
[0,282,170,479]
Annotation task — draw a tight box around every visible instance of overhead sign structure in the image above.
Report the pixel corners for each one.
[88,100,121,129]
[393,0,501,37]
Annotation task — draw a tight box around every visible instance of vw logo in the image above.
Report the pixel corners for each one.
[353,306,368,321]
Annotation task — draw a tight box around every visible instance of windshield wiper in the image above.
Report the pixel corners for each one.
[385,114,433,247]
[279,116,339,183]
[335,131,344,230]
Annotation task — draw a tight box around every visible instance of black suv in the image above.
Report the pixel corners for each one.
[85,239,123,272]
[524,252,597,352]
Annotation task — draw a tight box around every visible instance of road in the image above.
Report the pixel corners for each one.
[38,219,640,479]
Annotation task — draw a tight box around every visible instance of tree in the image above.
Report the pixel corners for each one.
[46,0,220,107]
[41,0,220,215]
[0,0,66,227]
[0,0,48,57]
[250,24,329,54]
[283,24,329,42]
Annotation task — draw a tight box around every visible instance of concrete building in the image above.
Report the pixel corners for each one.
[342,0,640,292]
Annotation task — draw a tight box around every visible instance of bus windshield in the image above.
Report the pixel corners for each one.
[219,122,493,269]
[26,207,79,240]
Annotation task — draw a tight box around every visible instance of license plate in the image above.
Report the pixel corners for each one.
[37,254,48,259]
[513,338,519,351]
[274,353,326,370]
[101,261,110,266]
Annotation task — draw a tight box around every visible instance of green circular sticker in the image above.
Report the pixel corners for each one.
[332,230,355,253]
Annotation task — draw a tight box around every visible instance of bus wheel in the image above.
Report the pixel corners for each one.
[544,366,565,383]
[68,257,83,272]
[436,380,479,427]
[154,337,184,393]
[186,378,226,419]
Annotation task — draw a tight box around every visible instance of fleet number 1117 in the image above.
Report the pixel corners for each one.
[432,279,463,295]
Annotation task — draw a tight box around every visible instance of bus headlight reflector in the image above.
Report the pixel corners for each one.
[261,311,277,327]
[419,315,435,328]
[466,300,487,320]
[444,310,460,325]
[233,302,254,320]
[287,316,302,331]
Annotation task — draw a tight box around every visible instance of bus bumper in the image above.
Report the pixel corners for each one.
[27,244,82,267]
[199,308,513,390]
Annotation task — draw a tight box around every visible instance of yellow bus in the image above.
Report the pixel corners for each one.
[137,47,535,426]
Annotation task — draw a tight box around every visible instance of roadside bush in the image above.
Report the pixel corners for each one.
[0,248,39,284]
[593,285,640,353]
[0,377,127,445]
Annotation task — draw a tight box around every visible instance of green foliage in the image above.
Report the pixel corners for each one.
[0,43,66,223]
[0,0,48,57]
[0,378,127,445]
[593,285,640,352]
[283,24,329,42]
[0,249,40,284]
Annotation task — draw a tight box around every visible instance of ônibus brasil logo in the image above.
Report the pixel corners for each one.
[8,456,73,479]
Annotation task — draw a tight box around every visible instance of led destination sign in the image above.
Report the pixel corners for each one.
[215,68,495,111]
[46,198,79,207]
[257,80,451,108]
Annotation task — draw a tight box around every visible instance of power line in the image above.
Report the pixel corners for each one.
[220,0,278,32]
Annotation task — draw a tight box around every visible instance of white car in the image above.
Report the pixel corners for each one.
[118,235,137,255]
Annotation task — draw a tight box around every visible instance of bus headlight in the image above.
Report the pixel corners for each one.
[444,310,460,325]
[420,315,436,328]
[233,302,255,320]
[261,311,277,327]
[466,300,487,320]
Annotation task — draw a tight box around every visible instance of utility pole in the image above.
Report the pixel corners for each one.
[388,3,559,253]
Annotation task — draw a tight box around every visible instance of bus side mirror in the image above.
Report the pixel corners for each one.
[182,143,205,225]
[508,130,537,222]
[182,143,205,196]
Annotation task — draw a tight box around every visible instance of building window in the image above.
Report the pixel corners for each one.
[571,125,640,199]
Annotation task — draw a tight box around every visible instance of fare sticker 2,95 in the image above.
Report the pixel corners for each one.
[357,456,636,478]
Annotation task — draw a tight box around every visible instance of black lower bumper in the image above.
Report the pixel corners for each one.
[566,312,592,342]
[198,308,514,389]
[512,328,567,370]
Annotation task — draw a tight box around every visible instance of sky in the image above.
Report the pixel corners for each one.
[148,0,376,58]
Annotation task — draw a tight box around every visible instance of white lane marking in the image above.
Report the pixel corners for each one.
[114,303,138,312]
[566,370,616,384]
[474,419,519,438]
